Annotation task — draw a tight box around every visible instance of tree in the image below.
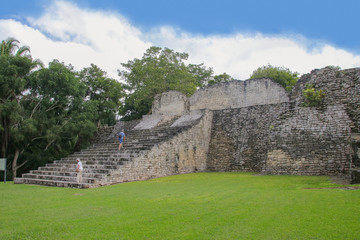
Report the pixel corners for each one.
[208,73,234,85]
[250,64,299,91]
[1,38,29,56]
[78,64,124,126]
[0,38,43,178]
[1,44,101,179]
[25,60,97,167]
[119,46,214,120]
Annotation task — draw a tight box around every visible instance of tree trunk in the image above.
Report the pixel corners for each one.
[12,148,20,179]
[0,116,9,158]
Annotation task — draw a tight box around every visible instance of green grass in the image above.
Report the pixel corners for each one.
[0,172,359,240]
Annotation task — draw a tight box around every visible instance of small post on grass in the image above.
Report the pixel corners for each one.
[0,158,6,183]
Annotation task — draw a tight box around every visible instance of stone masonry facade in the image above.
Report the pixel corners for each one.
[137,67,360,183]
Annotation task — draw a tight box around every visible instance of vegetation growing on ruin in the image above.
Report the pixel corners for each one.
[249,64,299,91]
[303,84,325,107]
[1,172,359,240]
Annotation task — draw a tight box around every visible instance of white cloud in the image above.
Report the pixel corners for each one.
[147,27,360,79]
[0,0,359,80]
[0,1,151,78]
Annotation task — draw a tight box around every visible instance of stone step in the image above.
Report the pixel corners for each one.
[41,165,118,171]
[47,160,127,167]
[22,173,97,184]
[44,164,120,170]
[20,178,93,188]
[87,141,157,146]
[55,158,132,164]
[30,170,108,178]
[64,154,134,160]
[99,131,184,143]
[74,147,150,154]
[74,151,142,156]
[82,142,152,147]
[38,166,114,173]
[73,150,148,155]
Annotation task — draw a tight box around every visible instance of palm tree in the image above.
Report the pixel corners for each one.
[0,37,43,69]
[0,37,43,67]
[0,37,31,56]
[0,37,43,178]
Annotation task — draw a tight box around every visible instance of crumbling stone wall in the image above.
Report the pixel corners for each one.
[152,91,189,116]
[135,91,189,130]
[206,67,359,179]
[266,105,352,176]
[207,104,353,177]
[291,67,360,132]
[190,78,289,111]
[207,104,288,172]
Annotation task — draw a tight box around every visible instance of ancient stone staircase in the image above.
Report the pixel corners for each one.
[15,123,190,188]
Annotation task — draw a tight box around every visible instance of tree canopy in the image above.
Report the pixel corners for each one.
[0,38,44,178]
[119,46,232,120]
[249,64,299,91]
[0,38,124,179]
[79,64,124,126]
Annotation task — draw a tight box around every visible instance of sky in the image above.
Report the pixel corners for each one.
[0,0,360,80]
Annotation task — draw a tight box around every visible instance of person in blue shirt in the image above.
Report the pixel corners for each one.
[118,129,126,151]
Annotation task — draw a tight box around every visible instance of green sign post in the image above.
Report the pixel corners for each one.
[0,158,6,183]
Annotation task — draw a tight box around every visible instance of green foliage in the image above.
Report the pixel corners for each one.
[325,65,341,71]
[1,37,28,56]
[1,173,359,239]
[303,84,325,107]
[250,64,299,91]
[208,72,234,85]
[119,46,214,120]
[0,39,43,177]
[78,64,124,126]
[0,41,95,178]
[22,60,100,169]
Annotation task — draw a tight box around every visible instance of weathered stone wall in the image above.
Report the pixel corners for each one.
[134,91,189,130]
[152,91,189,116]
[207,104,353,177]
[101,110,213,184]
[291,67,360,132]
[190,78,289,111]
[266,105,352,176]
[206,67,359,179]
[207,104,288,172]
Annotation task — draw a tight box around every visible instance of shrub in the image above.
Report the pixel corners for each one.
[303,84,325,107]
[250,64,299,92]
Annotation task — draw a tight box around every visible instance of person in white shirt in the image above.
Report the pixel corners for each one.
[76,158,83,183]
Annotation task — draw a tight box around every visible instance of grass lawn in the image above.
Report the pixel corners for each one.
[0,172,359,240]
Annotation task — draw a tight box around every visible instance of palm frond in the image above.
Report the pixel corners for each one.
[0,37,20,56]
[15,45,31,56]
